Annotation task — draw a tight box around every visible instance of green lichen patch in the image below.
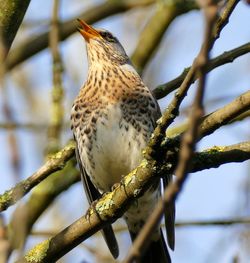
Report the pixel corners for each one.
[204,145,225,154]
[25,239,51,262]
[0,189,13,210]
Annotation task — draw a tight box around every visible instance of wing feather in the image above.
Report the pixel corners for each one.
[74,139,119,258]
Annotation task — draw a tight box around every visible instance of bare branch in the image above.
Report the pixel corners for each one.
[153,42,250,100]
[199,90,250,139]
[176,217,250,227]
[28,215,250,238]
[115,216,250,232]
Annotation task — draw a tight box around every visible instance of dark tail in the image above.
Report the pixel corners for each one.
[101,225,119,259]
[130,229,171,263]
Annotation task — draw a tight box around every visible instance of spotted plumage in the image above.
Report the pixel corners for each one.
[71,20,175,263]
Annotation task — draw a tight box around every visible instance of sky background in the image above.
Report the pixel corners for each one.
[0,1,250,262]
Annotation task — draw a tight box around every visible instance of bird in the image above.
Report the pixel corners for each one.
[71,19,175,263]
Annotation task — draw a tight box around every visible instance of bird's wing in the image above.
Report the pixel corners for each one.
[74,139,119,258]
[163,175,175,250]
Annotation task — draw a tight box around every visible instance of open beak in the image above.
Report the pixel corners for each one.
[77,19,100,42]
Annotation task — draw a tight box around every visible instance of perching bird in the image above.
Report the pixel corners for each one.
[71,19,175,263]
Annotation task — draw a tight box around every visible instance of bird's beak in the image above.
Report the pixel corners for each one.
[77,19,100,42]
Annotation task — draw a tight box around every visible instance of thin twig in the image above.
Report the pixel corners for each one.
[124,1,218,261]
[153,42,250,100]
[114,216,250,233]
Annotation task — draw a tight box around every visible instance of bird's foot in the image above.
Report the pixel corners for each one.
[111,183,120,192]
[85,200,101,222]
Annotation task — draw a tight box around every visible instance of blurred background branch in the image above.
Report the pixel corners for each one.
[6,0,155,70]
[0,0,31,57]
[47,0,64,154]
[131,0,198,74]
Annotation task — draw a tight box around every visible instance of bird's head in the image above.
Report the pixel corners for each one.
[77,19,130,66]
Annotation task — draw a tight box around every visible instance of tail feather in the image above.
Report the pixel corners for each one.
[130,229,171,263]
[101,225,119,259]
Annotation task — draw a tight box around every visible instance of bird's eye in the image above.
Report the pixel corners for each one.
[100,31,115,42]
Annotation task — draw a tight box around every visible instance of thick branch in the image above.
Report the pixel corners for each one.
[6,0,154,70]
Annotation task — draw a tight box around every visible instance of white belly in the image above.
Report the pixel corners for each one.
[87,104,148,192]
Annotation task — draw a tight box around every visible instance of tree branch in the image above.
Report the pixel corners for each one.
[27,215,250,238]
[176,217,250,227]
[192,141,250,172]
[199,90,250,139]
[0,141,75,212]
[46,0,64,154]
